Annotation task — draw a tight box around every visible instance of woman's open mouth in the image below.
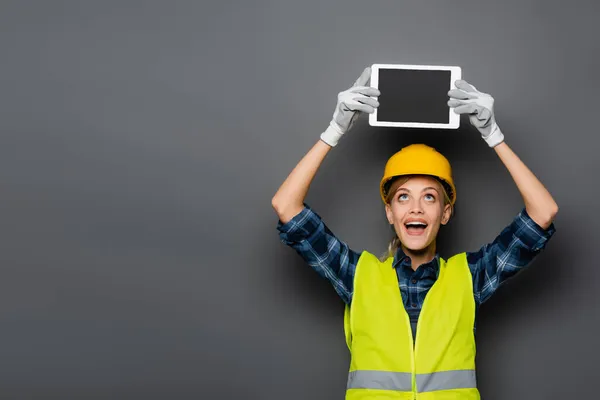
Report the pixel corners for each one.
[404,220,428,236]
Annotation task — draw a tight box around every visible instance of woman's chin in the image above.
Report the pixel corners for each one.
[400,234,432,252]
[404,245,428,252]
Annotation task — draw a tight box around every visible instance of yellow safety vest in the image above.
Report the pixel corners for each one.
[343,250,479,400]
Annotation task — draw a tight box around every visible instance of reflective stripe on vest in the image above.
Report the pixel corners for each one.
[347,370,412,391]
[416,369,477,392]
[348,369,476,392]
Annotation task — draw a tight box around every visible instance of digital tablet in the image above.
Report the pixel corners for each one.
[368,64,462,129]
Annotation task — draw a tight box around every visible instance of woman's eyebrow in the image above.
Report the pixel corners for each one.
[397,187,440,193]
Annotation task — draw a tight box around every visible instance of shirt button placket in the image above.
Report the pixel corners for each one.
[410,276,417,307]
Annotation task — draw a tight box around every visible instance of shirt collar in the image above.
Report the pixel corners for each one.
[392,246,441,278]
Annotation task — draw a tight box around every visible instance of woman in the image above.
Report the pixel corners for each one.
[271,67,558,399]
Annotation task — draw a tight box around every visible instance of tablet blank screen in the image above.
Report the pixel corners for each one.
[377,69,450,124]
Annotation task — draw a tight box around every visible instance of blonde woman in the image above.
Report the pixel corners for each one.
[271,67,558,399]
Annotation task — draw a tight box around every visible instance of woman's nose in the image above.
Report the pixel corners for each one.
[409,202,424,214]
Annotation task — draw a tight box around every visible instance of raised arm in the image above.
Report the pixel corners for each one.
[271,67,380,304]
[448,79,559,304]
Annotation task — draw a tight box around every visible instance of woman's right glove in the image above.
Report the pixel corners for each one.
[320,67,380,147]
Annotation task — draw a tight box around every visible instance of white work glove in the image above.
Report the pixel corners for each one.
[320,67,380,147]
[448,80,505,148]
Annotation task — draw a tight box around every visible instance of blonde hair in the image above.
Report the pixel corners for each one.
[378,175,454,262]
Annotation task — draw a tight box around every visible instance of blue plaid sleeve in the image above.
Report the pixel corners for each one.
[467,208,556,305]
[276,203,361,304]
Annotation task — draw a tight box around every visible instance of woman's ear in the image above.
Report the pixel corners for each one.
[385,204,394,225]
[441,204,452,225]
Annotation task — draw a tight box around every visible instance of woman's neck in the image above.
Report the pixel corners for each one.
[401,242,437,271]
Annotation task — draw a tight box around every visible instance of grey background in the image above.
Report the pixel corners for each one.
[0,0,597,399]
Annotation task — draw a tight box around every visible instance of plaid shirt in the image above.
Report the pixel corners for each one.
[277,203,556,337]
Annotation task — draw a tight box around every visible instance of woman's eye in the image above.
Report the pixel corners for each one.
[397,193,435,201]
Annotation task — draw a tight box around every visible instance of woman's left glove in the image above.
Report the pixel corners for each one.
[448,80,505,148]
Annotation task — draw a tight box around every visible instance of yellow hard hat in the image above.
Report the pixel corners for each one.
[380,144,456,205]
